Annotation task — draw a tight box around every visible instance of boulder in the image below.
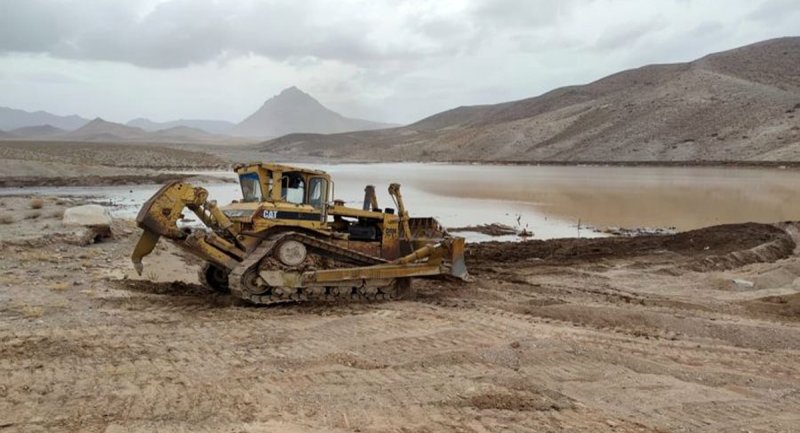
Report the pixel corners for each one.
[63,205,112,227]
[731,278,755,290]
[62,205,113,245]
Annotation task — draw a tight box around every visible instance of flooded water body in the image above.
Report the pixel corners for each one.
[2,163,799,240]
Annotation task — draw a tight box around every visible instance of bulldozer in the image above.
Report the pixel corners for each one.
[131,162,468,305]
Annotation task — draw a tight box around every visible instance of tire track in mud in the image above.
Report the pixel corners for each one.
[412,281,800,433]
[3,222,800,432]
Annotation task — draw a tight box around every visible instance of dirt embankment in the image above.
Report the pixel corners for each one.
[0,140,231,186]
[469,223,794,269]
[0,173,235,187]
[1,217,800,432]
[0,141,228,170]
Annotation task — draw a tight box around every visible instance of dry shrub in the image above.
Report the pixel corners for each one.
[25,211,41,220]
[50,208,65,219]
[0,214,13,224]
[30,198,44,209]
[49,283,70,292]
[18,305,45,318]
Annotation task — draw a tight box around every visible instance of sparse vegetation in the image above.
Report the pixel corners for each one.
[25,211,41,220]
[17,304,45,318]
[0,214,13,224]
[49,208,65,219]
[49,283,70,292]
[30,198,44,209]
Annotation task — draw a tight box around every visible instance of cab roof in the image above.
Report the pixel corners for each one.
[233,162,328,176]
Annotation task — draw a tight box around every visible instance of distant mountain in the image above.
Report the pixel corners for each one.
[0,129,16,139]
[0,107,90,131]
[58,117,240,144]
[65,118,148,141]
[260,37,800,163]
[153,125,223,141]
[9,124,66,138]
[127,118,235,134]
[231,86,396,138]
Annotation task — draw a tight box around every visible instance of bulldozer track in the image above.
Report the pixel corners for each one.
[227,231,404,305]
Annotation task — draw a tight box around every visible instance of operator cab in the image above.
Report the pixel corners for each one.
[234,162,331,209]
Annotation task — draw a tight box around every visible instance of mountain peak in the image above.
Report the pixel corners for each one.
[69,117,146,139]
[280,86,304,95]
[231,87,394,138]
[268,86,317,105]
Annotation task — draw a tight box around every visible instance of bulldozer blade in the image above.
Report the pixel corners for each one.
[131,229,160,275]
[448,237,469,281]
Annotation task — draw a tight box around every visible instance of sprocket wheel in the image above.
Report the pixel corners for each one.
[199,263,230,293]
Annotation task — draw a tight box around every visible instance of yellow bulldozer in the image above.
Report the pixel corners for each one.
[131,162,468,305]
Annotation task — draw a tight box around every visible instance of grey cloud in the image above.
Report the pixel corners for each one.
[749,0,800,22]
[471,0,583,28]
[0,0,599,69]
[0,0,479,68]
[592,18,668,51]
[0,0,63,51]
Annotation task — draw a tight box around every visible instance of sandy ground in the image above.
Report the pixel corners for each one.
[1,195,799,432]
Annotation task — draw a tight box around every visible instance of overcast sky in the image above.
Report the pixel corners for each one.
[0,0,797,124]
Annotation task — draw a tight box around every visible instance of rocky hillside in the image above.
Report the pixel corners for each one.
[231,86,395,138]
[260,37,800,162]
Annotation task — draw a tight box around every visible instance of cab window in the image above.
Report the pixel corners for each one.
[239,172,262,202]
[281,173,305,204]
[308,177,327,208]
[265,174,273,199]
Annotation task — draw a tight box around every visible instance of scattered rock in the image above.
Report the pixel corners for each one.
[63,205,112,227]
[62,205,114,245]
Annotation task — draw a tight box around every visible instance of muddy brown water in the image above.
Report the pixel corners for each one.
[325,163,800,235]
[2,163,799,240]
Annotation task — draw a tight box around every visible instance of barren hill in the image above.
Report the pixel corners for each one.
[127,118,235,134]
[0,107,89,131]
[260,37,800,162]
[231,86,395,138]
[152,125,227,141]
[57,118,244,144]
[9,124,66,138]
[65,118,148,141]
